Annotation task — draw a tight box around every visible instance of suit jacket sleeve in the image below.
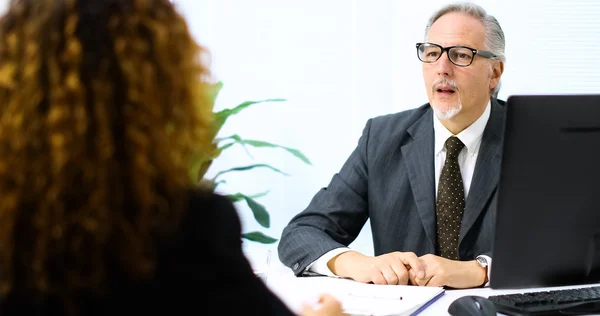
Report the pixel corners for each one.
[278,119,374,276]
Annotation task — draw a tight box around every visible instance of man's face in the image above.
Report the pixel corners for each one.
[423,12,503,123]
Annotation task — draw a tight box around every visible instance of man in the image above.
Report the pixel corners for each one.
[278,2,506,289]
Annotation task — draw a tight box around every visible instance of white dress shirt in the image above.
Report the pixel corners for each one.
[306,102,493,286]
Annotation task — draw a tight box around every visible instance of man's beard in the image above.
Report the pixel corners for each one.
[433,101,462,120]
[431,78,462,120]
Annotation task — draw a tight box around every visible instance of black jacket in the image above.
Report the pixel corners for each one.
[1,191,294,315]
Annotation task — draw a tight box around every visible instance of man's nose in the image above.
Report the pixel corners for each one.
[436,51,454,76]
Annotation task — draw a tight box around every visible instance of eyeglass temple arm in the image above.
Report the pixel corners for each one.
[476,50,497,59]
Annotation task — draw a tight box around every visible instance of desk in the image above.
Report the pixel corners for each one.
[261,258,600,316]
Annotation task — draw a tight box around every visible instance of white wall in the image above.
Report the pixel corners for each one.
[172,0,600,256]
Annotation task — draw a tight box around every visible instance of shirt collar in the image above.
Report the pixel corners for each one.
[433,100,491,155]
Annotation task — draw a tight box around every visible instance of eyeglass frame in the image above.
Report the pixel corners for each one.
[415,42,497,67]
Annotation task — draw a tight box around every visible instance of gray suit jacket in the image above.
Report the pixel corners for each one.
[278,98,506,276]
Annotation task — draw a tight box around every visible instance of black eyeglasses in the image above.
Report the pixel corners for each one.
[416,42,497,67]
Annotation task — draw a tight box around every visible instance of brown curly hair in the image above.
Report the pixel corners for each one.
[0,0,215,305]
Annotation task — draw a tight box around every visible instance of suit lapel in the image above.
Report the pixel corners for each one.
[402,109,436,250]
[459,99,505,243]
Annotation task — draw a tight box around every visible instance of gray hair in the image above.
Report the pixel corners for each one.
[424,2,505,98]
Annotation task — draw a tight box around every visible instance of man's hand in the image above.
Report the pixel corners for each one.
[408,254,486,288]
[327,251,426,285]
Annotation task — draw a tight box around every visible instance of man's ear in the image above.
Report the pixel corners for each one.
[489,60,504,91]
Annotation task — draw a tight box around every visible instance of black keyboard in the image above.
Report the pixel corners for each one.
[487,286,600,316]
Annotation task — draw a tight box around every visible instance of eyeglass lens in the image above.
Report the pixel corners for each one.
[418,44,473,66]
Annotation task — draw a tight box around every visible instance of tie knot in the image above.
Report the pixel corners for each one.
[445,136,465,159]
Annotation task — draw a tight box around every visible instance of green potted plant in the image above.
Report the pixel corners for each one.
[190,81,311,244]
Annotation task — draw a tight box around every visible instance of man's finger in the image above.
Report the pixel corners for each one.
[407,267,418,285]
[370,271,387,285]
[381,266,400,285]
[408,267,431,286]
[397,253,425,279]
[390,262,410,285]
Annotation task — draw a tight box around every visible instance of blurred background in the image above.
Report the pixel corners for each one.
[1,0,599,258]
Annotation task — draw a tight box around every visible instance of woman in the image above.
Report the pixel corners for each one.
[0,0,343,315]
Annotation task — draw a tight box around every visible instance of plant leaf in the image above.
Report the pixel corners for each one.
[188,150,218,183]
[241,231,278,244]
[218,134,311,165]
[214,98,286,135]
[224,194,272,228]
[243,140,311,165]
[218,142,235,152]
[244,195,270,228]
[248,190,270,199]
[227,193,245,203]
[227,191,269,203]
[213,179,226,189]
[279,147,311,165]
[212,164,288,182]
[206,81,224,105]
[218,134,253,158]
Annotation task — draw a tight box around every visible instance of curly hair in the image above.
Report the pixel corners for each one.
[0,0,215,306]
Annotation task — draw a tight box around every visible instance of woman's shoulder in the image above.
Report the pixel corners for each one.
[182,188,242,238]
[186,189,238,219]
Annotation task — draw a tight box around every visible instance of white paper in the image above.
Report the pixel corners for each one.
[292,277,445,316]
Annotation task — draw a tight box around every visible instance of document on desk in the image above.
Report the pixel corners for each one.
[295,277,445,316]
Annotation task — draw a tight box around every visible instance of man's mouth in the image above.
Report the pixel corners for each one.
[436,86,456,93]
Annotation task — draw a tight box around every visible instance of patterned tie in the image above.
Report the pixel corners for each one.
[436,136,466,260]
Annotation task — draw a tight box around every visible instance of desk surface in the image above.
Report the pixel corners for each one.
[261,257,600,316]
